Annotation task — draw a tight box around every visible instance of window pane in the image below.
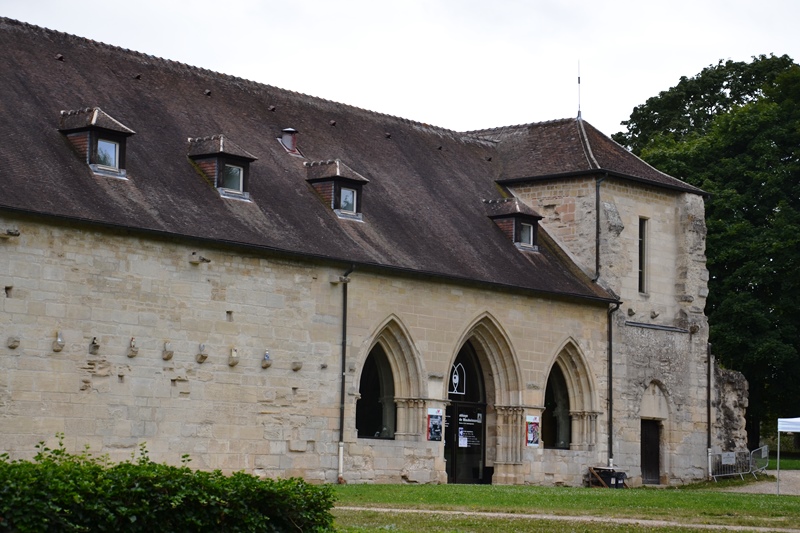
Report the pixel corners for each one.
[97,139,118,168]
[341,188,356,213]
[221,165,243,191]
[520,223,533,245]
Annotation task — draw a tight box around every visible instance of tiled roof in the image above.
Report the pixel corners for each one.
[468,119,706,195]
[0,17,707,302]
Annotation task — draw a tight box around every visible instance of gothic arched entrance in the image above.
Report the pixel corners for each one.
[444,341,489,483]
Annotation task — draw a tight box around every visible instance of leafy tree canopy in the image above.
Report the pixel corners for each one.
[616,58,800,448]
[612,54,796,155]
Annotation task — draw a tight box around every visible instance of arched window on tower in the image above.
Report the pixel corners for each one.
[356,344,396,439]
[542,364,571,449]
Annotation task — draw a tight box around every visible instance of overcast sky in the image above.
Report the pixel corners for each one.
[4,0,798,136]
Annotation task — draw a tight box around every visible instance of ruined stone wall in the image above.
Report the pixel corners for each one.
[0,214,614,486]
[713,363,748,452]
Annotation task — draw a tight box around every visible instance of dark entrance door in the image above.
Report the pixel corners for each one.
[641,419,660,484]
[444,342,488,484]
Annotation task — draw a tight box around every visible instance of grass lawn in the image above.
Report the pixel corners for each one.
[771,452,800,470]
[333,480,800,532]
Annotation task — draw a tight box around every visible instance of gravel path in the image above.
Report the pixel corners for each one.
[719,470,800,495]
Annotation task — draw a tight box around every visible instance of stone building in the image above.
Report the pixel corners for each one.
[0,18,740,486]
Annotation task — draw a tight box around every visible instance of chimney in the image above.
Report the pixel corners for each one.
[280,128,298,152]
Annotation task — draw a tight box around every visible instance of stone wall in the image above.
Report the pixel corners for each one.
[1,213,620,486]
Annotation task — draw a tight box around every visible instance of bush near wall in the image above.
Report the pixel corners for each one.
[0,436,335,532]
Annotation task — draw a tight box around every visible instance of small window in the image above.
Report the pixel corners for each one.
[96,139,119,169]
[519,223,534,246]
[187,135,256,201]
[340,187,357,214]
[58,107,134,179]
[221,164,243,192]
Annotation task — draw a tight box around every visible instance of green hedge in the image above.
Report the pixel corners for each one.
[0,436,334,532]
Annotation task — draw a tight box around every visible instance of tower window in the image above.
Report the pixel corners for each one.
[638,218,648,293]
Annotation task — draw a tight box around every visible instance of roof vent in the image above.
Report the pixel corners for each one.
[279,128,301,155]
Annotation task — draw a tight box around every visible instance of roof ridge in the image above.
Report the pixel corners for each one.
[582,120,704,193]
[576,117,600,169]
[461,117,576,137]
[0,17,474,138]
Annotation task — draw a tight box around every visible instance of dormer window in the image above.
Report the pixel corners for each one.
[188,135,257,201]
[305,159,369,221]
[519,222,534,247]
[221,164,244,192]
[59,107,135,179]
[484,198,542,251]
[339,187,357,214]
[96,139,119,169]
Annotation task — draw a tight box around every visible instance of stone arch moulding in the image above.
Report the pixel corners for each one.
[545,337,601,451]
[357,314,426,439]
[450,311,525,483]
[448,312,522,405]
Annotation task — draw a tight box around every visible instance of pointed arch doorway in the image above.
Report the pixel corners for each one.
[444,341,489,483]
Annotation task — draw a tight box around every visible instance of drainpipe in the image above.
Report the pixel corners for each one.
[593,173,608,282]
[607,301,620,467]
[707,342,713,479]
[337,264,355,484]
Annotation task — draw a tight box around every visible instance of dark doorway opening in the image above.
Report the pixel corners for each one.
[641,419,660,484]
[445,342,489,484]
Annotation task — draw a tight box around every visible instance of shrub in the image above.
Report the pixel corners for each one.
[0,435,334,532]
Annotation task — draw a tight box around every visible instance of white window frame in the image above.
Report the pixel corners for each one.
[340,187,357,214]
[220,164,244,192]
[519,222,534,247]
[96,139,119,170]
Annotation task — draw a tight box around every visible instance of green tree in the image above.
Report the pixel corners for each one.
[612,54,796,155]
[615,59,800,448]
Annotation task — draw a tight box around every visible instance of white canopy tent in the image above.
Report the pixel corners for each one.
[777,417,800,495]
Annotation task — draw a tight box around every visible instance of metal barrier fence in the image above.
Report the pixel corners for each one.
[710,445,768,481]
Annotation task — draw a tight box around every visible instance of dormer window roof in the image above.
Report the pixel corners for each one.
[59,107,135,178]
[188,135,257,201]
[305,159,369,221]
[484,197,543,251]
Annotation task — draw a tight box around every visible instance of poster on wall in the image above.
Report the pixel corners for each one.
[427,408,443,441]
[526,415,540,447]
